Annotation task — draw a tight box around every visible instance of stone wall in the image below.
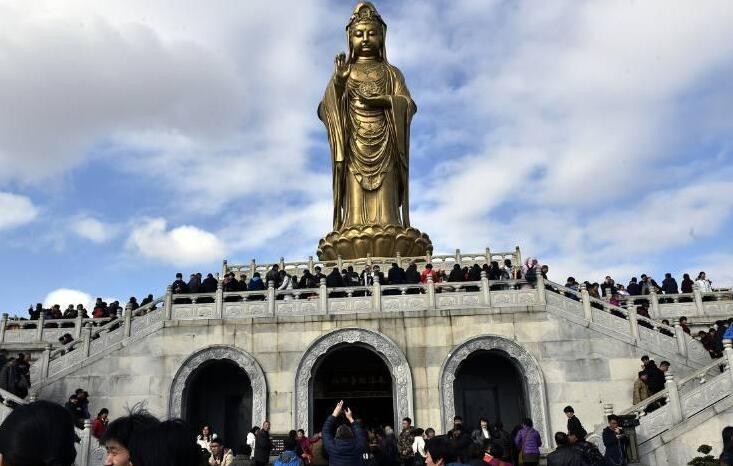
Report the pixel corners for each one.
[36,303,678,449]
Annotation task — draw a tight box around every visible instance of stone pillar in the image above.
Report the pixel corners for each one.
[124,303,133,338]
[82,324,93,357]
[396,252,402,269]
[221,259,228,279]
[649,290,660,319]
[723,339,733,386]
[627,305,640,342]
[665,372,683,424]
[250,259,257,278]
[480,271,491,306]
[580,284,593,323]
[279,256,286,270]
[536,272,546,305]
[455,249,462,264]
[337,255,344,271]
[215,281,224,319]
[267,281,276,315]
[485,247,491,265]
[308,256,314,273]
[427,275,436,309]
[0,313,7,343]
[603,403,614,418]
[693,284,704,315]
[515,245,522,268]
[372,274,382,312]
[40,343,53,381]
[674,324,688,357]
[164,285,173,320]
[79,419,92,466]
[319,278,328,314]
[36,314,45,342]
[74,313,84,339]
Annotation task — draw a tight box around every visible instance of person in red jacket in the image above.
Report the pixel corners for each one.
[420,264,438,283]
[91,408,109,439]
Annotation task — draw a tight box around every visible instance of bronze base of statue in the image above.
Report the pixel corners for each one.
[317,224,433,260]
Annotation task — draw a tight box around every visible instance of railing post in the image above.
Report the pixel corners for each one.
[36,314,45,341]
[427,275,436,309]
[337,255,344,271]
[455,248,462,264]
[535,272,546,305]
[79,419,92,466]
[515,245,522,268]
[250,259,257,278]
[692,284,704,315]
[164,285,173,320]
[221,259,228,279]
[0,313,7,343]
[74,314,84,339]
[674,324,688,357]
[373,275,382,312]
[627,305,640,342]
[395,252,402,269]
[366,253,373,266]
[580,284,593,323]
[649,290,660,319]
[308,256,314,273]
[603,403,614,418]
[722,339,733,386]
[665,372,683,424]
[319,278,328,314]
[279,256,286,270]
[215,281,224,319]
[480,271,491,306]
[485,247,491,264]
[40,343,52,381]
[124,304,133,338]
[267,281,276,315]
[82,324,93,357]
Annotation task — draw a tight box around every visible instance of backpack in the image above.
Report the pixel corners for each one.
[274,451,301,466]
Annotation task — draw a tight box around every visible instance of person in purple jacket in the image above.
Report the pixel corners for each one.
[514,418,541,466]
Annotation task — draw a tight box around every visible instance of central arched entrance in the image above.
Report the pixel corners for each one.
[453,350,527,430]
[312,345,394,430]
[186,359,253,452]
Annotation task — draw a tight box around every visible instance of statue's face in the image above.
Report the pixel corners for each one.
[350,22,382,58]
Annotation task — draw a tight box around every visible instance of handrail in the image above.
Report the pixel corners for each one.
[0,387,27,405]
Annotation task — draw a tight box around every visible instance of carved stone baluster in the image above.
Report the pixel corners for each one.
[164,285,173,320]
[79,419,92,466]
[649,289,660,319]
[319,278,328,314]
[674,324,688,358]
[480,271,490,305]
[74,313,84,339]
[36,314,45,342]
[0,313,7,343]
[427,275,436,309]
[267,281,276,315]
[372,274,381,312]
[400,286,407,296]
[693,284,704,316]
[724,340,733,386]
[40,343,52,381]
[82,324,93,357]
[627,305,640,342]
[580,284,592,323]
[535,271,546,305]
[665,372,683,424]
[124,303,133,338]
[215,281,224,319]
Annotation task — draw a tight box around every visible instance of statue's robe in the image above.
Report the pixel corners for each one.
[318,62,416,231]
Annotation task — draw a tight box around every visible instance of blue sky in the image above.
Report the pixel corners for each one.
[1,0,732,316]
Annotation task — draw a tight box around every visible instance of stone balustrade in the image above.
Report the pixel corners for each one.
[617,286,733,321]
[0,315,114,345]
[223,247,523,280]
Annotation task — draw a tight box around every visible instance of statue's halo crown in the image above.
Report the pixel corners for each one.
[346,2,386,30]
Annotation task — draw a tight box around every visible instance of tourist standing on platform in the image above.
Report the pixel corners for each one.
[696,271,712,293]
[514,418,541,466]
[0,400,77,466]
[100,408,159,466]
[420,264,438,283]
[470,418,490,445]
[198,425,216,452]
[91,408,110,439]
[322,400,367,466]
[602,416,628,466]
[209,437,235,466]
[546,432,583,466]
[254,421,273,466]
[398,417,415,466]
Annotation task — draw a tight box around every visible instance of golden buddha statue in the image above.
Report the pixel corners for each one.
[317,2,432,260]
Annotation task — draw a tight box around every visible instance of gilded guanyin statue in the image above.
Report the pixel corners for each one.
[317,2,432,260]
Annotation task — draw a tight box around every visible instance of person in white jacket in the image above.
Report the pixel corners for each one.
[246,426,260,459]
[696,271,713,293]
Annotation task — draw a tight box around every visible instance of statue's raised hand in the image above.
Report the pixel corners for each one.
[334,52,350,85]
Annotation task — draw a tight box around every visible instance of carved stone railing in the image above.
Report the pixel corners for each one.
[543,281,710,366]
[223,247,522,281]
[0,315,114,345]
[170,276,536,320]
[618,286,733,321]
[607,339,733,446]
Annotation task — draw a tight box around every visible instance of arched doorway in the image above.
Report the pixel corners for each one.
[440,335,550,444]
[453,350,527,431]
[186,359,253,452]
[294,328,414,433]
[169,345,268,449]
[312,345,394,430]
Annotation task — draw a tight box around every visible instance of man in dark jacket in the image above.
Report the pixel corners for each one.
[254,421,273,466]
[388,263,406,285]
[322,401,367,466]
[661,273,678,294]
[171,273,189,294]
[547,432,583,466]
[563,406,587,439]
[626,278,640,296]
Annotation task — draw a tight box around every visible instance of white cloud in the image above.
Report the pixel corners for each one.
[127,218,226,266]
[43,288,93,310]
[0,192,39,230]
[70,216,116,243]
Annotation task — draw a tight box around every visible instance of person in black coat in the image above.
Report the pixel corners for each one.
[387,263,406,285]
[563,406,587,439]
[602,416,628,466]
[322,401,367,466]
[254,421,273,466]
[661,273,678,294]
[547,432,583,466]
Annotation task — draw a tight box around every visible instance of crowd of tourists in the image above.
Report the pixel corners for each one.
[3,398,733,466]
[14,294,156,325]
[562,271,716,301]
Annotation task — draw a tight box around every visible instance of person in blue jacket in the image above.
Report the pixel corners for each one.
[322,400,367,466]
